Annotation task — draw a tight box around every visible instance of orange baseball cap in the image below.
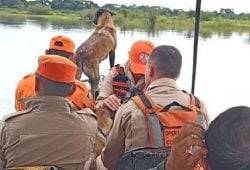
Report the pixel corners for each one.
[37,55,77,83]
[49,35,75,54]
[129,40,155,74]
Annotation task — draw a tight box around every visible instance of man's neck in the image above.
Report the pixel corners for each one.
[131,72,143,84]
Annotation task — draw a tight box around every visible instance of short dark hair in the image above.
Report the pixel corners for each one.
[206,106,250,170]
[149,45,182,79]
[46,49,73,59]
[36,74,74,97]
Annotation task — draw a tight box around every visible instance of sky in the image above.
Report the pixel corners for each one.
[93,0,250,14]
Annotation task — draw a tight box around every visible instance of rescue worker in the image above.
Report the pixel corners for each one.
[95,40,155,112]
[101,45,210,169]
[155,106,250,170]
[15,35,94,111]
[0,55,97,169]
[205,106,250,170]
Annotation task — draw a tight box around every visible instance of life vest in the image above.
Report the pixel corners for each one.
[68,79,95,111]
[111,65,130,101]
[111,65,144,102]
[15,73,94,111]
[131,92,207,170]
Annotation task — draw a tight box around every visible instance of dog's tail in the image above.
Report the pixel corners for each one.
[109,50,115,68]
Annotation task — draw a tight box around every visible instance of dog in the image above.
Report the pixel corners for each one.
[74,8,117,98]
[84,107,113,170]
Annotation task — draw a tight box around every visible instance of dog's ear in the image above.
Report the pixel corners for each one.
[92,8,115,25]
[108,11,116,16]
[92,8,104,25]
[92,12,98,25]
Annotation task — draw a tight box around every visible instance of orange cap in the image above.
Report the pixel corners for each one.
[129,40,154,74]
[37,55,77,83]
[49,35,75,54]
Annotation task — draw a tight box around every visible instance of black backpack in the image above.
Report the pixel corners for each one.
[117,147,170,170]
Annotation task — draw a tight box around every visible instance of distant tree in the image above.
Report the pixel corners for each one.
[201,11,218,21]
[238,12,250,20]
[27,3,51,15]
[35,0,50,6]
[63,0,78,10]
[160,7,172,16]
[172,9,181,16]
[102,3,117,10]
[50,0,98,10]
[120,9,128,18]
[1,0,25,8]
[220,8,236,19]
[186,10,195,18]
[82,0,98,9]
[50,0,63,9]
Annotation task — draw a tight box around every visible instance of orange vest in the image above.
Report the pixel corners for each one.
[15,73,94,111]
[111,65,130,101]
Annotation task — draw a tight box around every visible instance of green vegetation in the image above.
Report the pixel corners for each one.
[0,0,250,37]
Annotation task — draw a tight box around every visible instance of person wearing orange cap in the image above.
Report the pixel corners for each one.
[0,55,97,169]
[95,40,155,113]
[15,35,94,112]
[100,45,209,169]
[46,34,76,58]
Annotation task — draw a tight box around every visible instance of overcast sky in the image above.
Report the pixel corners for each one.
[93,0,250,14]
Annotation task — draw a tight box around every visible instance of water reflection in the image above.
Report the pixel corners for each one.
[0,15,26,28]
[244,33,250,43]
[1,16,250,41]
[0,15,94,31]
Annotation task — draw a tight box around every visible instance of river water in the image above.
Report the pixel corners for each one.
[0,19,249,120]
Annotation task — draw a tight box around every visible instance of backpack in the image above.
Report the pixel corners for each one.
[117,147,170,170]
[132,92,202,147]
[117,92,206,170]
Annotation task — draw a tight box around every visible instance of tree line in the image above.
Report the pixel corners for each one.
[1,0,250,21]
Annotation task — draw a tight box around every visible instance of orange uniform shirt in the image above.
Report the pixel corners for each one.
[15,73,94,111]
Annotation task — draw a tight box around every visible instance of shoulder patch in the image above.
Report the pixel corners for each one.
[3,107,33,122]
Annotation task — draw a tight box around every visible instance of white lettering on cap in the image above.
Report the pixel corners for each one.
[139,53,149,64]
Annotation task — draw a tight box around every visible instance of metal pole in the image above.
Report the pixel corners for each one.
[191,0,202,94]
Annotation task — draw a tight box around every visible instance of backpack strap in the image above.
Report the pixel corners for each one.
[132,93,164,147]
[182,90,201,111]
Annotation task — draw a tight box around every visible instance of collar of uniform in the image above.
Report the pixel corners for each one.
[23,96,76,113]
[146,77,178,92]
[125,61,145,87]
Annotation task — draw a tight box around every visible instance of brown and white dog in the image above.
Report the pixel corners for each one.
[74,8,117,99]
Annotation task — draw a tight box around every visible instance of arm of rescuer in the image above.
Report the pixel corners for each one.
[149,122,208,170]
[95,71,121,111]
[0,121,6,168]
[198,100,210,129]
[101,104,129,169]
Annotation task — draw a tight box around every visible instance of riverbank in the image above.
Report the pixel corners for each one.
[1,7,250,36]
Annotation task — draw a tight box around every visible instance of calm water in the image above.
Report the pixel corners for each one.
[0,19,250,120]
